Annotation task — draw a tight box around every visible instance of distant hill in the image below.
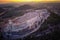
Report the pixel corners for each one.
[0,7,5,13]
[15,5,34,10]
[0,5,34,19]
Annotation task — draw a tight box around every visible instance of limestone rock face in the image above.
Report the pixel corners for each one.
[2,9,50,39]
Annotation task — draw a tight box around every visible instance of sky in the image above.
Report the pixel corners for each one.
[0,0,60,4]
